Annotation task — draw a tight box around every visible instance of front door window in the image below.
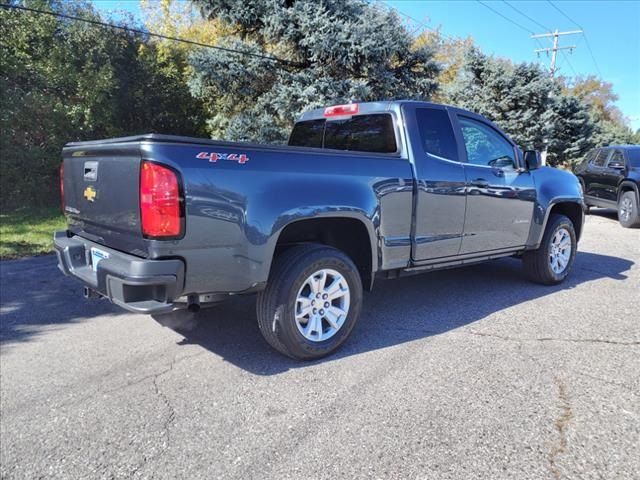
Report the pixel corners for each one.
[459,117,516,169]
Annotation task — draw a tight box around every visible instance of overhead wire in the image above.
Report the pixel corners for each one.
[546,0,602,77]
[0,3,301,68]
[477,0,578,77]
[503,0,578,77]
[378,0,457,42]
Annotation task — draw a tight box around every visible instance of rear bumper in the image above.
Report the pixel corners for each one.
[54,231,185,314]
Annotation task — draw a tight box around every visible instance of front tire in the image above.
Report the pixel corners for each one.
[618,191,640,228]
[256,244,363,360]
[522,214,577,285]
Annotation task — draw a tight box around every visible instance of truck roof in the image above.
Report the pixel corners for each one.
[296,100,465,122]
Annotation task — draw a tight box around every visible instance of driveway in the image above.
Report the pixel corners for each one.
[1,210,638,479]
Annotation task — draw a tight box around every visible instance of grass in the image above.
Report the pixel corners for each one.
[0,207,66,259]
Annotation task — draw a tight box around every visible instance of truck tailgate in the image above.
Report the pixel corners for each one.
[62,142,147,255]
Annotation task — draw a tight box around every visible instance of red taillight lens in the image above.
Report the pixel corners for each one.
[60,162,65,212]
[140,161,182,238]
[324,103,359,117]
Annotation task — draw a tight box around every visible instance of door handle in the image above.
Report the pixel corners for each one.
[470,178,489,188]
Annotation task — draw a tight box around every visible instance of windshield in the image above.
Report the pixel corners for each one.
[288,114,397,154]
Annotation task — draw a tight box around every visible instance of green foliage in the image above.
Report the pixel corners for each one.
[0,207,66,258]
[0,0,207,209]
[545,94,595,165]
[591,119,640,147]
[188,0,440,143]
[444,49,595,166]
[1,0,636,217]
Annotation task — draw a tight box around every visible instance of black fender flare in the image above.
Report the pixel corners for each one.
[617,181,640,204]
[527,196,585,249]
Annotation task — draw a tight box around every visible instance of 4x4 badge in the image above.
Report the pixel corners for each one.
[196,151,249,164]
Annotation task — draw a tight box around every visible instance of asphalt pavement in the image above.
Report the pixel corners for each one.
[1,210,638,480]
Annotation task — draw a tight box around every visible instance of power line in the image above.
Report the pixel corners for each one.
[546,0,602,77]
[503,0,578,77]
[379,0,457,41]
[477,0,534,34]
[503,0,549,32]
[0,3,301,68]
[478,0,579,77]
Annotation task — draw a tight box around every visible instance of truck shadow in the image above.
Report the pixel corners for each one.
[588,208,618,221]
[154,251,634,375]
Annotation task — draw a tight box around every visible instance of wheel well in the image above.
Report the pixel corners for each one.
[549,202,583,241]
[274,218,374,290]
[619,183,638,203]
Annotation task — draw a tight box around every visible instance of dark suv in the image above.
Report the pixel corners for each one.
[574,145,640,228]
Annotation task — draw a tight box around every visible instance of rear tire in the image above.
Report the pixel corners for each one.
[522,214,577,285]
[256,244,363,360]
[618,191,640,228]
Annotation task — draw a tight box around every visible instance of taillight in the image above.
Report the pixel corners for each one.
[324,103,359,117]
[140,161,182,238]
[60,162,65,212]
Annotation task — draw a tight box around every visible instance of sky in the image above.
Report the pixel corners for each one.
[93,0,640,130]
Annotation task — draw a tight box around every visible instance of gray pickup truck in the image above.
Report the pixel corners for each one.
[55,101,584,359]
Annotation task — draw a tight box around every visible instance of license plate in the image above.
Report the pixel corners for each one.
[90,247,109,271]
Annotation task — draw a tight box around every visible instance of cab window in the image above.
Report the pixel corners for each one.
[415,108,458,161]
[592,149,610,167]
[324,114,397,153]
[607,150,625,167]
[582,150,596,164]
[288,114,397,154]
[458,116,516,169]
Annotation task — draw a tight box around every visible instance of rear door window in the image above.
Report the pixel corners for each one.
[288,114,397,154]
[415,108,458,161]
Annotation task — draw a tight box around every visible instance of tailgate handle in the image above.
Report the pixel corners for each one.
[84,161,98,181]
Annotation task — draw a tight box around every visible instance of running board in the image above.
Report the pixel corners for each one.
[381,248,524,279]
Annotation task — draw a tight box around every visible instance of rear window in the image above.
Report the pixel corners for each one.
[288,119,324,148]
[288,114,397,154]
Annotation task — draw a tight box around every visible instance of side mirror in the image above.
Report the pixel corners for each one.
[523,150,542,170]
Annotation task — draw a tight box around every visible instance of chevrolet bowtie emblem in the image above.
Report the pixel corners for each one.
[83,186,97,202]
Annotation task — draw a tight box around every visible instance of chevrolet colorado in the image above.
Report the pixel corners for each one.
[55,101,584,359]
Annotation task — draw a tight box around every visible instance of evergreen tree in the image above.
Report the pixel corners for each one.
[445,49,595,167]
[545,94,594,165]
[188,0,440,143]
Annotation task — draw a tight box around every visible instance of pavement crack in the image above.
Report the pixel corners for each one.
[573,371,639,395]
[129,352,203,477]
[463,330,639,346]
[548,377,574,480]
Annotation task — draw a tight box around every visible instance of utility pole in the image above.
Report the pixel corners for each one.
[532,30,582,77]
[531,29,581,166]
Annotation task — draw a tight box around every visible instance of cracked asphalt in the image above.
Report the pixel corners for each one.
[1,210,638,480]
